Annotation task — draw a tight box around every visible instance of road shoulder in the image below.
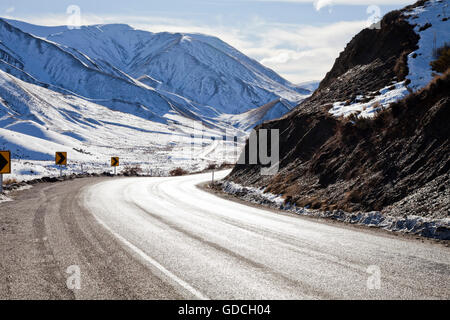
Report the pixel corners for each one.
[198,181,450,247]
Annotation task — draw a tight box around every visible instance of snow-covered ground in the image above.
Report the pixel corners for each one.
[218,180,450,240]
[0,69,247,181]
[329,0,449,118]
[0,183,31,202]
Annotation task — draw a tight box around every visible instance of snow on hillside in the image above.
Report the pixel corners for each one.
[329,0,449,118]
[0,18,314,181]
[218,98,294,131]
[0,19,179,122]
[404,0,450,91]
[295,80,320,93]
[329,81,410,118]
[0,69,245,181]
[5,19,308,115]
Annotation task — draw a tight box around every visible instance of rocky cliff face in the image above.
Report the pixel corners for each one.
[317,9,418,96]
[227,0,449,218]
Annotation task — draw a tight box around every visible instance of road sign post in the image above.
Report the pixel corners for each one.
[55,152,67,177]
[111,157,119,175]
[0,151,11,193]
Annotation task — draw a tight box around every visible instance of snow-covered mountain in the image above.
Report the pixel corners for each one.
[0,17,313,179]
[218,98,295,131]
[3,19,308,115]
[294,80,320,93]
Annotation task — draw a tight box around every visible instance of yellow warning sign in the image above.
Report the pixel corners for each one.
[0,151,11,174]
[55,152,67,166]
[111,157,120,167]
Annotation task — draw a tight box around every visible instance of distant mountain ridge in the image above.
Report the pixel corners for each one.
[0,17,314,178]
[3,18,309,116]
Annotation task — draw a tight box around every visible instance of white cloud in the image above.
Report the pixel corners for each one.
[3,13,367,83]
[5,7,15,14]
[314,0,335,11]
[258,20,366,82]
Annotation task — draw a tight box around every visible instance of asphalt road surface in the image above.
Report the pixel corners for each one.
[1,171,449,299]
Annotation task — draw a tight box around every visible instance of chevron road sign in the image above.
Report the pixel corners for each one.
[55,152,67,166]
[0,151,11,193]
[111,157,119,167]
[0,151,11,174]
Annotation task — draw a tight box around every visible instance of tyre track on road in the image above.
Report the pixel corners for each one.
[1,178,185,299]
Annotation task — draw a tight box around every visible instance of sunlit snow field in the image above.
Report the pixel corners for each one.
[0,70,246,181]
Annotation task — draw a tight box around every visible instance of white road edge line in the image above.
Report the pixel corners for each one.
[92,213,210,300]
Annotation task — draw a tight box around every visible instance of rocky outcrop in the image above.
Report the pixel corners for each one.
[289,7,420,117]
[227,0,449,219]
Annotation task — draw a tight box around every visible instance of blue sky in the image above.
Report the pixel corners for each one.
[1,0,415,83]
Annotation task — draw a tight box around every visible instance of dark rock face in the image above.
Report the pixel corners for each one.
[229,71,449,217]
[227,0,449,218]
[292,9,420,116]
[318,9,419,92]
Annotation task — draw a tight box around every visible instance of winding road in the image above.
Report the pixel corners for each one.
[1,171,449,299]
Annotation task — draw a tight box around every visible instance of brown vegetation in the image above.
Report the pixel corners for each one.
[218,162,235,169]
[3,178,18,185]
[431,43,450,73]
[394,51,410,81]
[122,165,142,176]
[169,167,189,176]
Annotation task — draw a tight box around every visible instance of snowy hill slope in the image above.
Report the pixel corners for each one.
[0,69,245,180]
[0,19,216,123]
[294,80,320,93]
[328,0,449,118]
[404,0,450,91]
[218,98,294,131]
[4,19,308,114]
[0,17,314,180]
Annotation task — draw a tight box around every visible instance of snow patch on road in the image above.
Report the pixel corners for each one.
[0,184,32,202]
[0,193,12,203]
